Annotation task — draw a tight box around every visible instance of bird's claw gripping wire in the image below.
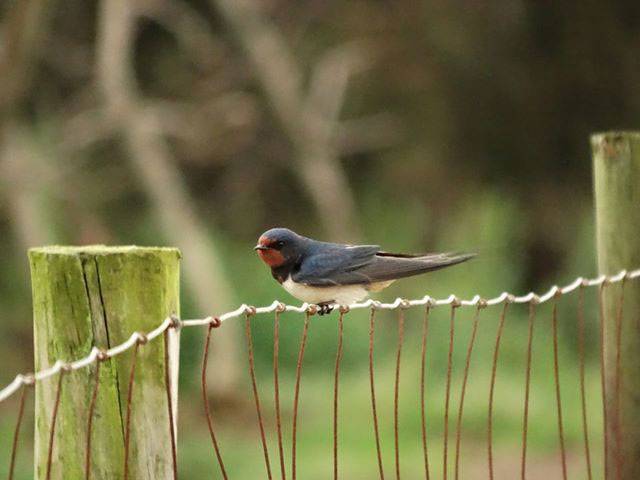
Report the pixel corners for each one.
[317,303,335,316]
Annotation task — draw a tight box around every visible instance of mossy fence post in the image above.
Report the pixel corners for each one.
[29,246,181,479]
[592,131,640,479]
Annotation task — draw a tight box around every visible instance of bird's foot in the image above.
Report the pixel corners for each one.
[317,303,334,316]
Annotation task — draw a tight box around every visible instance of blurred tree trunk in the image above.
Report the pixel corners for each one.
[0,0,53,113]
[96,0,240,397]
[0,124,58,249]
[210,0,362,242]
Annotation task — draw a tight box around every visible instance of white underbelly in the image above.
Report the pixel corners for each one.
[282,277,369,305]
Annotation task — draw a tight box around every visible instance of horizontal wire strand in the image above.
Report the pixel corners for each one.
[1,268,639,404]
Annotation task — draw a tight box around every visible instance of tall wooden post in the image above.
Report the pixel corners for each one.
[592,131,640,479]
[29,246,180,479]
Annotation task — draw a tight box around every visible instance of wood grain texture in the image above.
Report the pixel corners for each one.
[592,132,640,479]
[29,246,180,479]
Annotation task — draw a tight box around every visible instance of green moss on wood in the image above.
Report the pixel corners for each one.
[592,131,640,479]
[29,246,180,479]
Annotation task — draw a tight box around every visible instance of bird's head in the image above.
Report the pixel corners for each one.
[254,228,304,268]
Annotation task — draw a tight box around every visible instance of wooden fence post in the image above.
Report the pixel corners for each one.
[29,246,181,479]
[592,131,640,479]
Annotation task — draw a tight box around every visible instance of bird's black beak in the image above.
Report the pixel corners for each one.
[254,244,269,251]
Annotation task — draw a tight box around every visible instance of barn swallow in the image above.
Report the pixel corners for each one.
[255,228,474,314]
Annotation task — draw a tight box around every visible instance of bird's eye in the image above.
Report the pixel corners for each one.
[276,241,285,248]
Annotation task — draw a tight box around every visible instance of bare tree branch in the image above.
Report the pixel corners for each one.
[96,0,240,396]
[0,0,54,112]
[210,0,364,241]
[0,123,57,249]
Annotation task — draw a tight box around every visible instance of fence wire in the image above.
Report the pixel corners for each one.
[1,267,639,479]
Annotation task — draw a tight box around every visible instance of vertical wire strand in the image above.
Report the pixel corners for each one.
[520,301,537,480]
[245,314,273,480]
[551,296,568,480]
[291,313,311,480]
[8,384,29,480]
[613,280,625,480]
[273,310,287,480]
[394,308,405,480]
[201,321,228,479]
[369,308,385,480]
[598,283,609,480]
[577,286,593,480]
[333,311,346,480]
[85,359,103,480]
[488,302,509,480]
[123,342,141,480]
[420,306,431,480]
[46,369,66,480]
[163,330,178,479]
[443,305,458,480]
[454,305,482,480]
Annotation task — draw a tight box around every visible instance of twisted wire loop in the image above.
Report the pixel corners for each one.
[613,279,626,480]
[333,308,347,480]
[124,337,145,480]
[46,366,69,480]
[164,327,179,479]
[454,303,484,480]
[291,310,312,480]
[8,381,31,480]
[394,304,407,480]
[273,306,287,480]
[368,306,385,480]
[551,293,568,480]
[520,300,537,480]
[576,285,593,480]
[420,305,432,480]
[244,309,273,480]
[488,301,510,480]
[201,317,227,479]
[443,301,460,480]
[598,283,610,480]
[85,351,108,480]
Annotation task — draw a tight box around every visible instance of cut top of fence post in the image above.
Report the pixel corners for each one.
[29,245,180,480]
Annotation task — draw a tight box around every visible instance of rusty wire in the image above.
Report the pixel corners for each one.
[273,307,287,480]
[291,311,311,480]
[613,279,626,479]
[420,305,431,480]
[5,268,640,479]
[576,285,593,480]
[520,300,537,480]
[244,311,273,480]
[487,301,509,480]
[8,382,30,480]
[369,307,385,480]
[85,353,106,480]
[3,269,638,406]
[201,318,227,479]
[333,309,346,480]
[598,283,610,480]
[46,367,67,480]
[454,304,483,480]
[443,303,459,480]
[164,328,179,479]
[394,307,406,480]
[123,339,143,480]
[551,295,568,480]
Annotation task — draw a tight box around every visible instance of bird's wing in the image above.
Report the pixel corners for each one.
[294,248,475,286]
[292,245,380,286]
